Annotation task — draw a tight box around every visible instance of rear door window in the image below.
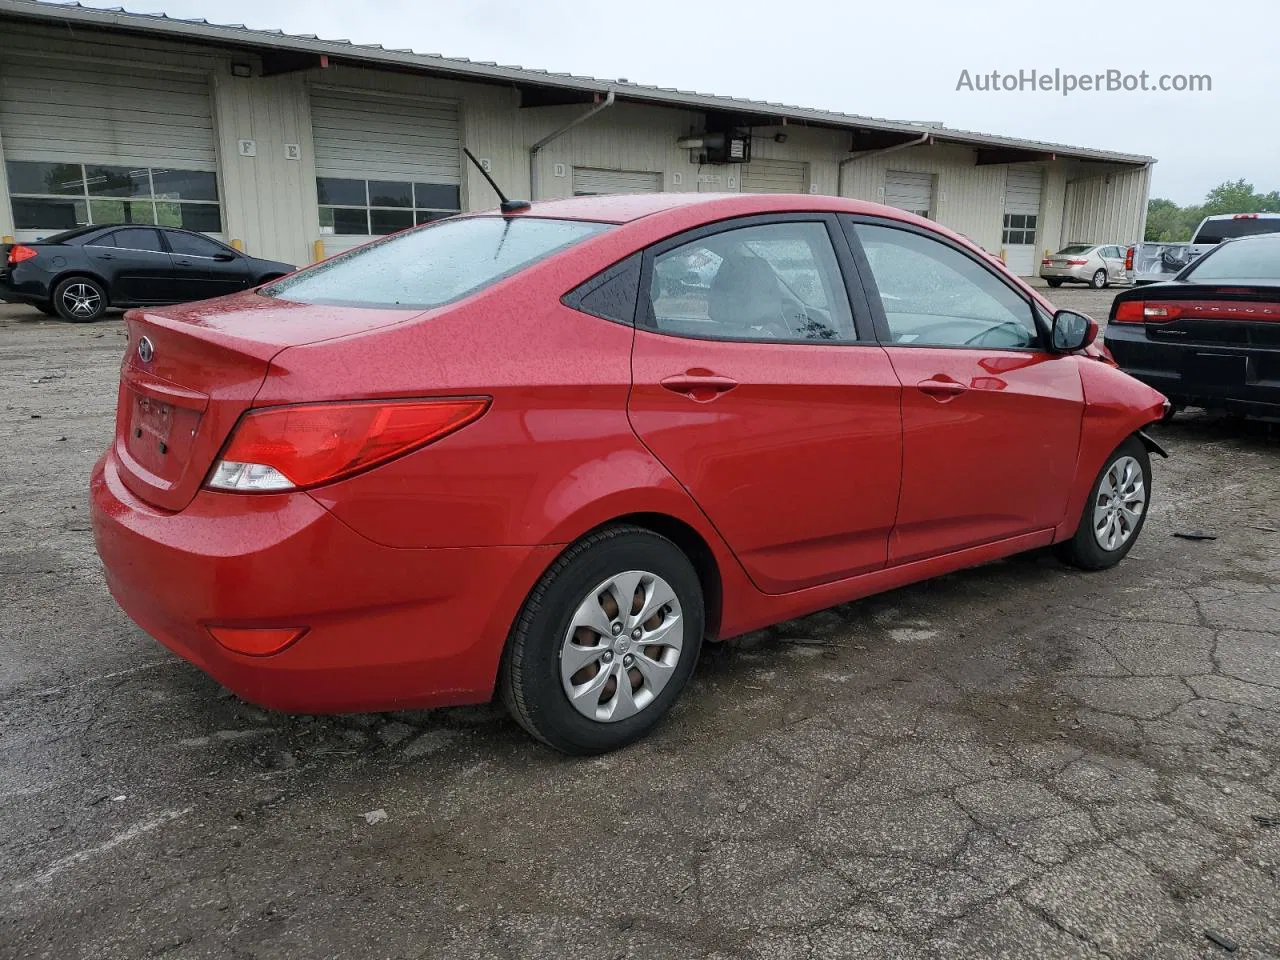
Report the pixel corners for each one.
[645,220,857,342]
[113,228,166,253]
[266,216,610,308]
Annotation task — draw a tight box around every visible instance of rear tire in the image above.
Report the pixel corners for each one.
[499,526,705,755]
[52,276,108,322]
[1056,436,1151,571]
[1091,269,1109,289]
[35,302,58,317]
[1046,279,1064,288]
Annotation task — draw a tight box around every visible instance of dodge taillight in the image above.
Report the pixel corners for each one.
[1124,246,1134,270]
[1113,301,1146,323]
[206,398,490,492]
[1113,301,1181,323]
[6,244,37,265]
[1113,299,1280,325]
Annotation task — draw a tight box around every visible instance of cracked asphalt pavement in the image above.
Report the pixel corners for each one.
[2,286,1278,959]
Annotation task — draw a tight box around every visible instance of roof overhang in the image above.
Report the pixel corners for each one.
[0,0,1156,168]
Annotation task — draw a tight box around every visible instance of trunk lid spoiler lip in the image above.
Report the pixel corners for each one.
[122,364,210,412]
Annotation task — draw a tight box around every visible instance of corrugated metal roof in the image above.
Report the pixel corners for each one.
[0,0,1155,166]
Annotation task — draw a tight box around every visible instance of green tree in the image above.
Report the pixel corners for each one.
[1201,178,1280,216]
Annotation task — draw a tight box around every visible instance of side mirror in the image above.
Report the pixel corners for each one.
[213,252,236,262]
[1050,309,1098,352]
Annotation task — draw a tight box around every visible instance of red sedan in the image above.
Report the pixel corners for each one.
[91,193,1168,754]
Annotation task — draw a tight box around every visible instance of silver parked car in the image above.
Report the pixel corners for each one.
[1040,243,1128,289]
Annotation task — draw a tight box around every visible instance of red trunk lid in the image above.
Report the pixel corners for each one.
[113,292,424,511]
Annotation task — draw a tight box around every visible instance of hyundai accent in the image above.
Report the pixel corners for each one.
[91,193,1168,754]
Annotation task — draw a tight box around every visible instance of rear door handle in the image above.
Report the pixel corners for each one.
[660,373,738,402]
[917,377,967,400]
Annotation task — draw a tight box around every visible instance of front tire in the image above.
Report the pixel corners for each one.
[1091,269,1109,289]
[52,276,108,322]
[1056,436,1151,570]
[500,526,704,754]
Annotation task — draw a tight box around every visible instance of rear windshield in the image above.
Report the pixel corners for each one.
[1182,239,1280,282]
[35,225,102,245]
[265,216,611,308]
[1192,217,1280,245]
[1056,244,1094,255]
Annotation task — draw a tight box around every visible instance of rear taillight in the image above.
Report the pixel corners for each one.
[1066,258,1089,266]
[206,398,490,492]
[1116,300,1172,323]
[1041,258,1052,266]
[1125,246,1134,270]
[1115,299,1280,325]
[7,244,37,266]
[1142,303,1182,321]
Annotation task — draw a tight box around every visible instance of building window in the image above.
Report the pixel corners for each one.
[1002,213,1038,245]
[5,161,221,232]
[317,178,461,235]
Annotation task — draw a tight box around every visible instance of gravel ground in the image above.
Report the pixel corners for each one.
[1,285,1278,960]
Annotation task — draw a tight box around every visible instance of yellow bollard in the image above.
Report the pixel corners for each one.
[230,238,244,251]
[312,239,326,263]
[1,235,13,244]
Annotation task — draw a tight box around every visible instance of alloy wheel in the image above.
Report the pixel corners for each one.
[1093,455,1146,551]
[559,570,684,722]
[61,283,102,318]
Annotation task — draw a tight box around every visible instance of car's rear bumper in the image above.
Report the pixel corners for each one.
[90,451,559,713]
[1039,266,1088,281]
[1105,324,1280,420]
[0,274,51,305]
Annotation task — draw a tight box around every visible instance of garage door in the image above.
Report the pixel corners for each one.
[0,60,221,240]
[1002,167,1043,276]
[311,88,462,254]
[741,159,808,194]
[884,171,934,218]
[571,168,663,196]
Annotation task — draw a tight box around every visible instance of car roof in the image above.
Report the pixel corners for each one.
[1200,212,1280,221]
[499,192,935,225]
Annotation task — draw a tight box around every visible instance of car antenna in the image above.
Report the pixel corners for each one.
[463,147,531,214]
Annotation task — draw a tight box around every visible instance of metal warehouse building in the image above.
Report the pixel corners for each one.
[0,0,1154,275]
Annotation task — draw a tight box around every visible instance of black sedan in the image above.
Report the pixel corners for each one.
[0,225,295,322]
[1106,234,1280,422]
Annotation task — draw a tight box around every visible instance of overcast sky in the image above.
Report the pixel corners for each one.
[77,0,1279,205]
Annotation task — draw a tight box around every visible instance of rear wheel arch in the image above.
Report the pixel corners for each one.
[53,269,112,294]
[591,512,723,642]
